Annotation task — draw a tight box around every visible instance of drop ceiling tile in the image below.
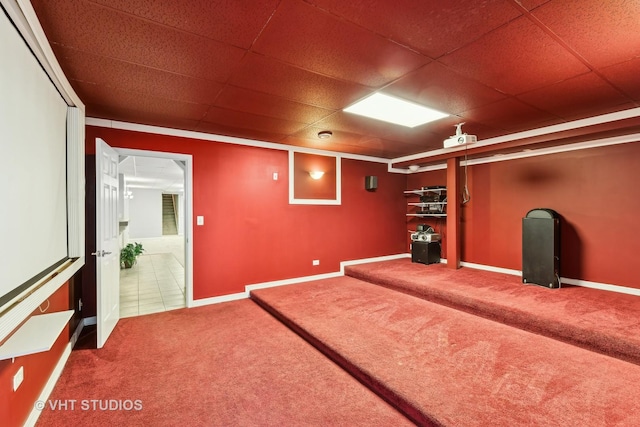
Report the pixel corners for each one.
[517,72,632,120]
[306,0,523,58]
[90,0,279,49]
[195,121,288,144]
[313,111,405,139]
[32,0,246,82]
[386,62,507,115]
[530,0,640,68]
[202,107,309,135]
[461,98,560,132]
[282,130,412,158]
[517,0,552,10]
[88,104,201,132]
[600,57,640,102]
[440,16,590,95]
[253,0,429,87]
[215,86,334,124]
[229,53,372,110]
[52,46,224,105]
[73,80,209,121]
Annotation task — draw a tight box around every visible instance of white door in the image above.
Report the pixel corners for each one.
[95,138,120,348]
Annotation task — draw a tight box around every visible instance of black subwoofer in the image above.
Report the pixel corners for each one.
[411,241,441,265]
[522,208,560,288]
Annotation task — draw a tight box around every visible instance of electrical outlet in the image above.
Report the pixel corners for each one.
[13,366,24,391]
[312,260,320,266]
[273,172,278,180]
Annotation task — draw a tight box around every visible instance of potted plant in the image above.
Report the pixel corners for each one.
[120,242,145,269]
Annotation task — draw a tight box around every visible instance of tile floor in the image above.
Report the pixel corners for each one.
[119,236,186,318]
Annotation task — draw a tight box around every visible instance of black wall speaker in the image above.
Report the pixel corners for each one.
[365,176,377,191]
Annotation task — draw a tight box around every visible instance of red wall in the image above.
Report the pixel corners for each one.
[0,282,71,427]
[86,126,407,301]
[412,142,640,289]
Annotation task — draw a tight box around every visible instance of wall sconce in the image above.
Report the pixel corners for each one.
[309,171,325,180]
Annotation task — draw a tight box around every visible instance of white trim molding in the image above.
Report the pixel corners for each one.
[288,151,342,205]
[460,261,522,276]
[189,253,411,307]
[87,110,640,176]
[392,107,640,165]
[460,261,640,297]
[189,292,248,307]
[340,253,410,274]
[560,277,640,297]
[67,106,86,258]
[85,118,390,165]
[246,271,343,293]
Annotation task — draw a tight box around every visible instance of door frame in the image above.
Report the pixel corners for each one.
[115,148,194,307]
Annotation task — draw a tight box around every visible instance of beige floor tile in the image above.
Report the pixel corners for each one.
[120,307,139,318]
[119,236,186,318]
[120,300,138,309]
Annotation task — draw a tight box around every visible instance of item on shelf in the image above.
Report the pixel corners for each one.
[410,224,441,243]
[405,185,447,217]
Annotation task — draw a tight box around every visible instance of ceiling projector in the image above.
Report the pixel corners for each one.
[443,123,477,149]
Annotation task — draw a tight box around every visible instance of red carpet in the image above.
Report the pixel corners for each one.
[36,300,412,426]
[346,259,640,365]
[251,277,640,426]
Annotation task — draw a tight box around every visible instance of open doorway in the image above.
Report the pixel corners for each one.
[115,150,193,317]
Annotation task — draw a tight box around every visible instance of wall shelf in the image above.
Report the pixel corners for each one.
[405,186,447,218]
[0,310,73,360]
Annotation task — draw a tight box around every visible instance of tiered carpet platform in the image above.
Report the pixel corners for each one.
[251,258,640,426]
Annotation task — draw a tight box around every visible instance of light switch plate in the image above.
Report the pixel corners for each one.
[197,216,204,226]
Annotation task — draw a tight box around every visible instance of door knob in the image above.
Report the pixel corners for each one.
[91,250,112,257]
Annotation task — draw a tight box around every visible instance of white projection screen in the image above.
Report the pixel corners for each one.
[0,8,69,308]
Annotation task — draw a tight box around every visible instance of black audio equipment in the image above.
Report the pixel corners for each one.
[522,208,560,288]
[365,176,377,191]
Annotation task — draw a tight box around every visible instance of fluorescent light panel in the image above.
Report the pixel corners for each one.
[344,93,448,128]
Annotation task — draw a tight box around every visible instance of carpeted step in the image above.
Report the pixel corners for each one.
[251,277,640,426]
[37,300,413,426]
[344,258,640,366]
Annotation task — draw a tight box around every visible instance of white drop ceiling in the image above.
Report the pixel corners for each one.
[119,156,184,193]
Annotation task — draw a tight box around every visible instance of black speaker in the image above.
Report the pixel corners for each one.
[411,241,441,265]
[522,208,560,288]
[365,176,377,191]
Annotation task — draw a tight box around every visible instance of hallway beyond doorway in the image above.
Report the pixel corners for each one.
[119,235,185,318]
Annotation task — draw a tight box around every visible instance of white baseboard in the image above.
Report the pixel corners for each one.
[459,261,640,297]
[246,271,343,293]
[189,254,640,307]
[560,277,640,296]
[24,316,85,427]
[339,253,410,274]
[189,291,248,307]
[460,261,521,276]
[190,253,411,308]
[83,316,97,326]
